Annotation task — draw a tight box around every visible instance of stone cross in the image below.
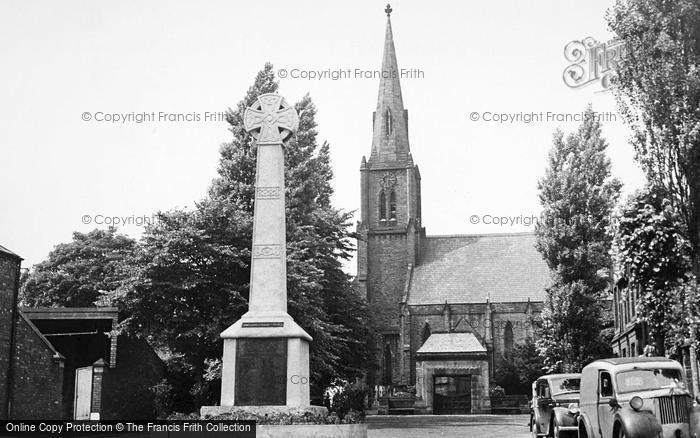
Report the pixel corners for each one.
[244,93,299,145]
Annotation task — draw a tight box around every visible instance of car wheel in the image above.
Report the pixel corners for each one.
[618,425,627,438]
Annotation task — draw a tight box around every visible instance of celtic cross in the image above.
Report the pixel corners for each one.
[243,93,299,145]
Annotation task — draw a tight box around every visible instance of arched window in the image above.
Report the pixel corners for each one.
[389,190,397,220]
[385,108,392,136]
[383,343,392,385]
[504,321,514,354]
[379,191,387,220]
[421,323,431,346]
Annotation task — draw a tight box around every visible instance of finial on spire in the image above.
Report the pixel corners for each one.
[385,4,392,17]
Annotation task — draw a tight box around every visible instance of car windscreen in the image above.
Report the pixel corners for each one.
[615,368,686,394]
[550,377,581,395]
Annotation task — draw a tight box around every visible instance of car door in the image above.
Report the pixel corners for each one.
[597,371,617,438]
[537,380,553,433]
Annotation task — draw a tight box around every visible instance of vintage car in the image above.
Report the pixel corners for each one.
[530,373,581,438]
[577,357,700,438]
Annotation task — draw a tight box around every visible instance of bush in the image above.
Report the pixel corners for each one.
[489,385,506,398]
[330,380,367,421]
[151,379,175,419]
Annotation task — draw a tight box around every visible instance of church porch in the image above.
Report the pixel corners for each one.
[413,333,490,415]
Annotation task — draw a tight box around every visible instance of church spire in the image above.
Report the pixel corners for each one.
[370,4,411,164]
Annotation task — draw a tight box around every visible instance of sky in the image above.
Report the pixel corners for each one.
[0,0,646,272]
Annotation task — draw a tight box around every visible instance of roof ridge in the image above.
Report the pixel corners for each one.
[425,232,535,239]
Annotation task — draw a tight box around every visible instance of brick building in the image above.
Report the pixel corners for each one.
[356,8,551,414]
[0,245,165,420]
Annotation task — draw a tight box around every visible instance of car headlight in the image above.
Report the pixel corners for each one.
[630,396,644,411]
[568,403,579,415]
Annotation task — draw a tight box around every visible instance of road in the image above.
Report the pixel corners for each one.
[367,414,532,438]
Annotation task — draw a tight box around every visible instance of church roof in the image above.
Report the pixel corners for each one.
[416,332,487,354]
[407,232,551,305]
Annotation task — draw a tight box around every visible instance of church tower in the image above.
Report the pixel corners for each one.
[357,4,424,388]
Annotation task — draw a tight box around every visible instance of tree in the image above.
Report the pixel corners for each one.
[535,106,622,372]
[20,227,136,307]
[110,63,372,409]
[611,185,693,354]
[608,0,700,389]
[494,337,546,395]
[607,0,700,278]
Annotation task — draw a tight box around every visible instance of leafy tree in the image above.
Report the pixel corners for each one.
[535,106,622,372]
[494,337,546,395]
[608,0,700,388]
[608,0,700,284]
[20,227,136,307]
[612,185,693,354]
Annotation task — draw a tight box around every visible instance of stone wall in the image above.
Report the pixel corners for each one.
[405,302,542,392]
[366,233,408,332]
[414,357,490,414]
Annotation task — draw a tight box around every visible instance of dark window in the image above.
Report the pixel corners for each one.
[421,323,431,345]
[600,372,613,398]
[389,191,397,220]
[379,191,387,220]
[383,343,392,385]
[504,321,514,354]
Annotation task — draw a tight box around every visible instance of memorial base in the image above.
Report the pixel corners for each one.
[218,311,313,408]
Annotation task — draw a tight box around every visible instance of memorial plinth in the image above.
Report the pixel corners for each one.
[201,93,317,416]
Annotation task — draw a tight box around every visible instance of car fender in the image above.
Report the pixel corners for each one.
[578,412,596,438]
[690,404,700,435]
[553,407,577,428]
[614,410,661,438]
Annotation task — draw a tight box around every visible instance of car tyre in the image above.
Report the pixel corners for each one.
[617,425,627,438]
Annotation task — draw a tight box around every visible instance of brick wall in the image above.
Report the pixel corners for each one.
[101,336,165,420]
[0,256,19,419]
[10,314,64,419]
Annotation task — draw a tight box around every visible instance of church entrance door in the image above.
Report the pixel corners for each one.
[432,375,471,414]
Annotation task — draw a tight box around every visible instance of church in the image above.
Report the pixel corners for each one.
[356,5,552,414]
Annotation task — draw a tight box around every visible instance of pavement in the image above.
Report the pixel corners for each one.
[367,414,532,438]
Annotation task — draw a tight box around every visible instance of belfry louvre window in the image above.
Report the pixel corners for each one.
[389,191,397,220]
[379,191,387,220]
[385,108,392,136]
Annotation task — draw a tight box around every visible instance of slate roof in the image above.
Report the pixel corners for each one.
[0,244,22,261]
[407,233,551,305]
[416,332,486,354]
